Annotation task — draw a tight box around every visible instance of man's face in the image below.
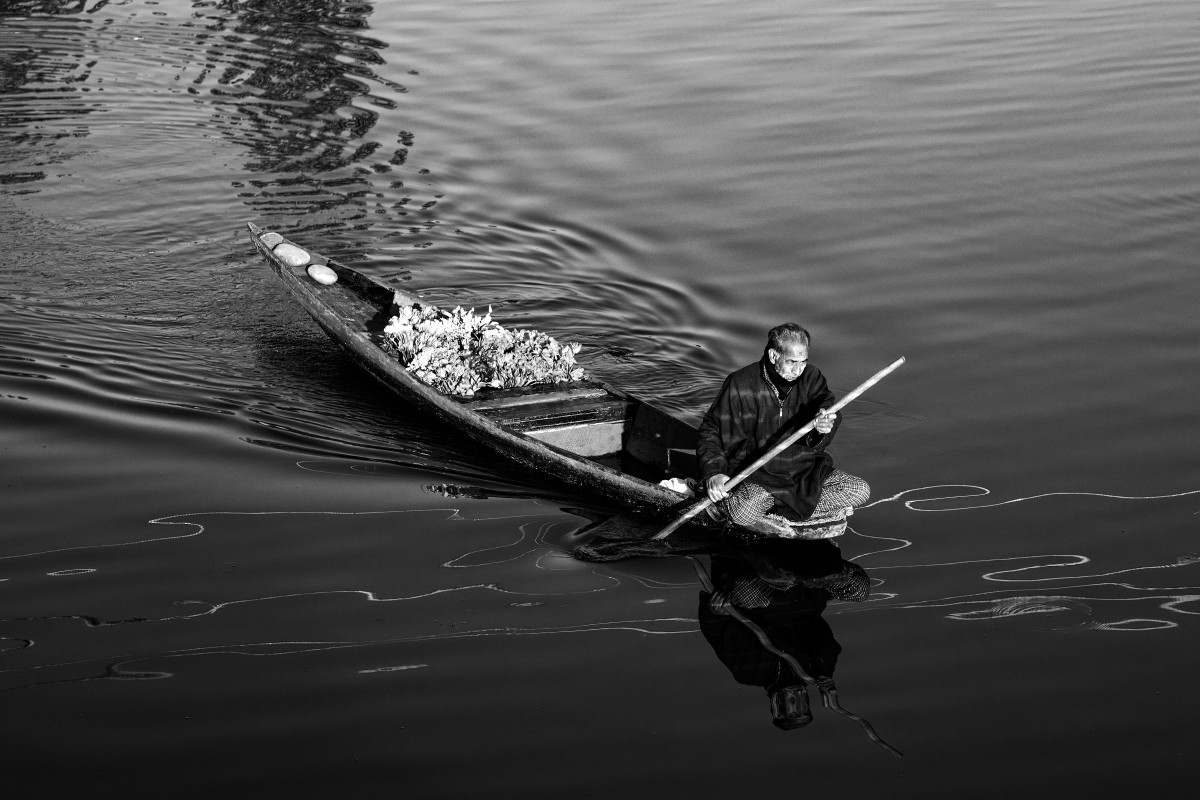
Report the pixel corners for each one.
[769,342,808,381]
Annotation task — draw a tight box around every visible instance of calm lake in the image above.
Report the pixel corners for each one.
[3,0,1198,796]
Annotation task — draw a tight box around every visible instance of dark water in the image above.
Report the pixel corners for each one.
[3,0,1198,796]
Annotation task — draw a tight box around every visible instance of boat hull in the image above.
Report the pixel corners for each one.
[247,223,694,516]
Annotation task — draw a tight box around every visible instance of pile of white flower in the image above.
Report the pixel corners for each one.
[382,301,586,396]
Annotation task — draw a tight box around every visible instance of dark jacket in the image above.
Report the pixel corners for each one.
[697,357,839,520]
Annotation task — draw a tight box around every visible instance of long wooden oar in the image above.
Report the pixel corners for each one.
[652,357,905,540]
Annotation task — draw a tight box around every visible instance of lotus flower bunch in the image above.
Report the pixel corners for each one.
[383,302,586,396]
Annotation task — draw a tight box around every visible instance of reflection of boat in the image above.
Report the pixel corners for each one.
[247,223,844,539]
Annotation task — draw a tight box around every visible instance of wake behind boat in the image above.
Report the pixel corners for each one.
[247,223,848,540]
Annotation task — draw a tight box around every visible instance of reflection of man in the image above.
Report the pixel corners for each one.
[698,540,870,729]
[697,323,870,533]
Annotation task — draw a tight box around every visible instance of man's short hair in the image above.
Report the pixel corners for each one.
[766,323,811,353]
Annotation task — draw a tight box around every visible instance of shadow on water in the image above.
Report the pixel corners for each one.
[694,539,902,757]
[563,518,905,757]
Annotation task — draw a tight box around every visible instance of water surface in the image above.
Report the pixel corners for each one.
[3,0,1198,796]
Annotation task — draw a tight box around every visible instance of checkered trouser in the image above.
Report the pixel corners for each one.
[723,469,870,528]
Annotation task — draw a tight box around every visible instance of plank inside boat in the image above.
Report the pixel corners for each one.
[460,382,634,457]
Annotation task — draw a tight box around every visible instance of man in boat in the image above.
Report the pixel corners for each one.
[697,323,870,533]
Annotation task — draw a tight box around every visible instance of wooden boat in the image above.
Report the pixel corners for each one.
[247,223,847,540]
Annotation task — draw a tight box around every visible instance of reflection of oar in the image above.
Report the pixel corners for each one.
[653,357,905,540]
[688,557,902,759]
[813,678,903,759]
[688,556,816,681]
